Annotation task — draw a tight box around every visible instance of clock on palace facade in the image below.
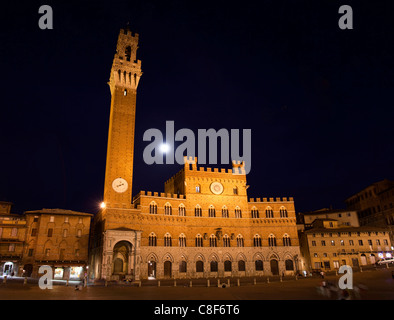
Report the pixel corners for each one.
[210,181,224,195]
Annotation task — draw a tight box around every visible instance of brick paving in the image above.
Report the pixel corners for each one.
[0,267,393,300]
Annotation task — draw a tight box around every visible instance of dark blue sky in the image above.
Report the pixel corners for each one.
[0,0,393,215]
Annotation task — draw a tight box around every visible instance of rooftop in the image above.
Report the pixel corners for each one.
[24,208,93,217]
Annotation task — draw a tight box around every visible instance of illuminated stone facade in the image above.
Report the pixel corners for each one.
[0,201,26,277]
[345,179,394,243]
[89,28,301,281]
[23,209,92,279]
[0,202,92,279]
[299,219,393,271]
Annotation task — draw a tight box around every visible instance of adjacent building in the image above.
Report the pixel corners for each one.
[0,201,27,277]
[298,208,393,272]
[0,201,92,280]
[298,208,360,230]
[345,179,394,242]
[23,208,93,279]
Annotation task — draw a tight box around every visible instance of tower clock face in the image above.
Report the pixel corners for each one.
[210,182,224,195]
[112,178,128,193]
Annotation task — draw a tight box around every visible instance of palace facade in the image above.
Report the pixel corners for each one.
[89,28,301,281]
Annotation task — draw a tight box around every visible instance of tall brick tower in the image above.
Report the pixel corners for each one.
[103,28,142,209]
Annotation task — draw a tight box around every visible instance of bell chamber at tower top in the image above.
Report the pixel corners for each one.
[108,28,143,91]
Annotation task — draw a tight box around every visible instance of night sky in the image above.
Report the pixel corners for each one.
[0,0,393,215]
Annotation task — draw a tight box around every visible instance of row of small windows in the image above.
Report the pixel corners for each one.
[194,185,238,194]
[312,231,386,237]
[148,233,292,247]
[30,228,83,238]
[33,216,84,224]
[149,203,288,218]
[311,239,389,247]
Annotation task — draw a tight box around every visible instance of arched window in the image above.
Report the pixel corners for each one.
[194,205,202,217]
[251,207,259,218]
[253,234,262,247]
[238,260,246,271]
[195,185,201,193]
[265,207,274,218]
[223,234,231,247]
[280,206,288,218]
[179,260,187,273]
[125,46,132,61]
[208,205,216,218]
[196,261,204,273]
[268,234,277,247]
[255,260,264,271]
[178,233,186,247]
[236,234,244,247]
[233,187,238,195]
[224,260,232,272]
[235,206,242,218]
[210,261,218,272]
[285,259,294,271]
[164,233,172,247]
[283,234,291,246]
[195,234,203,247]
[178,204,186,216]
[149,202,157,214]
[209,234,217,247]
[164,203,172,216]
[148,232,157,246]
[222,206,229,218]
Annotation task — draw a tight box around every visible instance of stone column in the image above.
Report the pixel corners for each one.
[134,231,142,281]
